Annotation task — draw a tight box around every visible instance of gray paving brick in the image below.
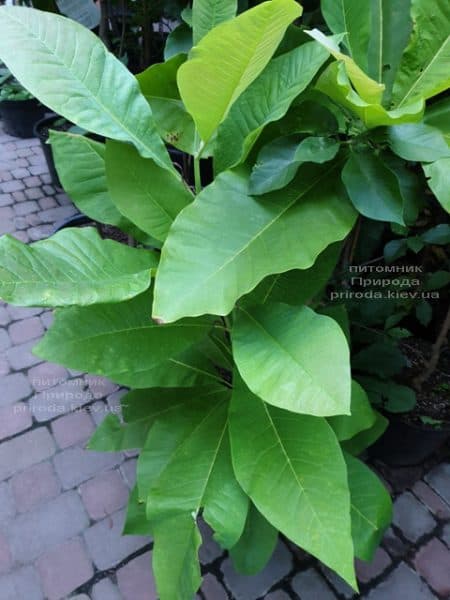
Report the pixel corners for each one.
[39,205,77,223]
[365,562,436,599]
[6,305,42,321]
[198,519,223,565]
[38,196,57,209]
[320,565,355,598]
[28,225,54,241]
[8,316,44,344]
[36,537,93,600]
[413,538,450,597]
[52,409,95,449]
[0,427,56,481]
[11,190,25,202]
[7,491,89,563]
[425,463,450,506]
[10,461,60,513]
[29,379,91,423]
[0,207,14,220]
[1,373,31,407]
[393,492,436,543]
[92,578,123,600]
[0,483,15,524]
[23,176,41,188]
[0,193,13,207]
[442,522,450,548]
[53,446,123,489]
[0,306,11,327]
[0,403,32,440]
[10,230,29,244]
[201,574,228,600]
[222,542,292,600]
[120,459,137,490]
[116,551,156,600]
[292,568,337,600]
[28,362,68,392]
[80,469,128,519]
[14,200,38,215]
[0,532,12,575]
[84,509,149,570]
[0,565,44,600]
[0,180,24,193]
[356,548,391,584]
[0,329,11,352]
[6,340,42,370]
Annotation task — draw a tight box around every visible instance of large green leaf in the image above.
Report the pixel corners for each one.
[241,243,342,308]
[392,0,450,106]
[164,23,193,60]
[342,151,406,225]
[50,132,150,243]
[105,140,193,242]
[214,40,330,172]
[229,376,356,588]
[249,135,340,195]
[328,381,376,441]
[137,55,198,155]
[345,453,392,561]
[0,227,157,307]
[423,159,450,213]
[153,163,356,322]
[87,414,150,452]
[306,29,384,104]
[386,124,450,162]
[342,411,388,455]
[316,62,424,129]
[321,0,371,73]
[0,6,172,172]
[143,395,249,549]
[367,0,412,100]
[192,0,237,44]
[152,514,201,600]
[177,0,301,143]
[123,486,153,537]
[34,291,215,388]
[230,503,278,575]
[232,303,351,416]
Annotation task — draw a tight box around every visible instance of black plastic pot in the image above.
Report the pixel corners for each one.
[0,98,45,138]
[34,114,64,187]
[369,417,450,467]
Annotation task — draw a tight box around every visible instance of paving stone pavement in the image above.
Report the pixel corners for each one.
[1,123,450,599]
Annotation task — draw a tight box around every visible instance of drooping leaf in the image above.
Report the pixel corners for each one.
[357,376,416,414]
[143,395,249,550]
[316,62,424,129]
[50,131,151,243]
[421,224,450,245]
[353,343,407,379]
[0,6,173,171]
[328,381,376,441]
[177,0,301,143]
[153,163,356,323]
[342,151,406,225]
[192,0,237,44]
[0,227,157,307]
[232,303,351,417]
[423,159,450,213]
[387,124,450,162]
[230,503,278,575]
[241,242,342,308]
[321,0,371,73]
[345,453,392,561]
[137,55,198,155]
[214,40,330,172]
[249,135,340,194]
[152,513,202,600]
[382,153,421,225]
[123,486,153,536]
[105,140,193,242]
[306,28,384,104]
[34,291,215,388]
[229,376,356,588]
[342,411,388,455]
[392,0,450,106]
[367,0,412,101]
[164,23,193,60]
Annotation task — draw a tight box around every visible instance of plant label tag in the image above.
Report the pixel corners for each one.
[56,0,100,30]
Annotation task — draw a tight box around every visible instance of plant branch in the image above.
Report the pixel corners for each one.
[414,304,450,389]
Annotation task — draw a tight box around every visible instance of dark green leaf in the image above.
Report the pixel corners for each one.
[387,124,450,162]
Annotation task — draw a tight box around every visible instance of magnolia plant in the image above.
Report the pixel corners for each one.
[0,0,449,597]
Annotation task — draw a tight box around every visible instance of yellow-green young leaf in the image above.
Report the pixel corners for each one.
[328,381,377,441]
[214,40,330,172]
[232,303,351,417]
[317,62,424,129]
[306,29,384,104]
[345,453,392,561]
[230,503,278,575]
[342,151,406,226]
[192,0,237,44]
[423,159,450,213]
[393,0,450,107]
[0,6,173,172]
[49,132,151,244]
[177,0,301,143]
[321,0,371,73]
[34,291,215,388]
[229,376,357,589]
[0,227,157,307]
[153,163,356,323]
[105,140,193,242]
